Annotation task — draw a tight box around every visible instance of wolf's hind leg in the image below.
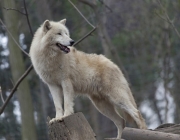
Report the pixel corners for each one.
[90,95,125,139]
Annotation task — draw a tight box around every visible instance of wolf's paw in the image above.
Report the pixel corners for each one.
[49,114,74,124]
[49,117,64,124]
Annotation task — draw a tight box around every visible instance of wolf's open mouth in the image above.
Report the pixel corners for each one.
[56,43,70,53]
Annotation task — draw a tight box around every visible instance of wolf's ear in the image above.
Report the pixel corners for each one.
[43,20,51,32]
[59,19,66,25]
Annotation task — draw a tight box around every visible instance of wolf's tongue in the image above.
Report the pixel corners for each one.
[65,47,70,53]
[56,43,70,53]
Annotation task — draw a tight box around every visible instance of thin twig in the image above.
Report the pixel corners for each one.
[74,27,96,46]
[68,0,97,46]
[99,0,113,12]
[157,0,180,38]
[78,0,96,9]
[0,65,33,114]
[68,0,95,28]
[23,0,33,36]
[10,78,15,87]
[0,86,5,103]
[3,2,32,36]
[3,7,26,15]
[0,19,30,57]
[155,11,169,23]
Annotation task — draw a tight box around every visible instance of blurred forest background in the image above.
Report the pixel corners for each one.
[0,0,180,140]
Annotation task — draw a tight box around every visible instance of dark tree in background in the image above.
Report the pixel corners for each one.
[0,0,180,140]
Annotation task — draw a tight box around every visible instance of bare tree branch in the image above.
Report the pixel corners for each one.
[3,0,33,36]
[10,78,15,87]
[68,0,96,46]
[78,0,96,9]
[155,11,170,23]
[0,86,5,103]
[68,0,95,28]
[0,65,33,114]
[3,7,26,15]
[157,0,180,38]
[99,0,113,12]
[74,27,96,46]
[0,18,30,57]
[23,0,33,36]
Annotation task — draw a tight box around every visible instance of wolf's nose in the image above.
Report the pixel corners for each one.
[70,40,75,46]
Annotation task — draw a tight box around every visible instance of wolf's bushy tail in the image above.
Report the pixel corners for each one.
[112,88,147,129]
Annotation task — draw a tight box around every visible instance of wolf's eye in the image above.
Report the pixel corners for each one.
[58,33,61,35]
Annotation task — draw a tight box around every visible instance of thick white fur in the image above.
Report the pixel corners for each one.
[30,19,147,138]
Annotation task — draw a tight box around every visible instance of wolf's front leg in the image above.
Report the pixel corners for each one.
[62,79,75,117]
[48,85,63,122]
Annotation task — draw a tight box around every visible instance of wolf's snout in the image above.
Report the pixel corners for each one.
[70,40,75,46]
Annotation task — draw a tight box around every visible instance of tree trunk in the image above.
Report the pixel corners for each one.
[1,1,37,140]
[48,112,96,140]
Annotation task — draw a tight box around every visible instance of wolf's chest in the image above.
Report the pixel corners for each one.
[35,59,63,84]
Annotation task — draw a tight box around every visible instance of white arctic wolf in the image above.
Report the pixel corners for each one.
[30,19,147,138]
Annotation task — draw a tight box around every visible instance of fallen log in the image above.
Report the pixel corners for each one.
[154,123,180,134]
[121,127,180,140]
[105,138,125,140]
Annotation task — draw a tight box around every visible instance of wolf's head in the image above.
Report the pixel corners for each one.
[41,19,74,53]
